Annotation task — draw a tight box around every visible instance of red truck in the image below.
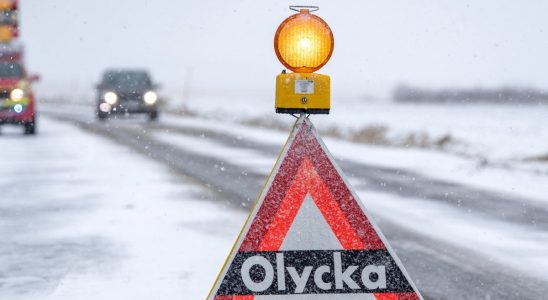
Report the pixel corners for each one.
[0,49,39,134]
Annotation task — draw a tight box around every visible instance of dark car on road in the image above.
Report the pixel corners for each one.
[96,69,160,121]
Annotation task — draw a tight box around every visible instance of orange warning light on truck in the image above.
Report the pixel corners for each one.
[0,0,18,43]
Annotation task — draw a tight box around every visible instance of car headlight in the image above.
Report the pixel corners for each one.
[10,88,25,101]
[143,91,158,105]
[104,91,118,105]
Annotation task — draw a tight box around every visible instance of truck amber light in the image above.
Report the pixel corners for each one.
[274,8,334,73]
[0,0,16,10]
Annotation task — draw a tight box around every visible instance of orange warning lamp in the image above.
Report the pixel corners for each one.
[275,6,333,114]
[274,7,334,73]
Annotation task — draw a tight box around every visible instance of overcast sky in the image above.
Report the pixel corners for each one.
[20,0,548,102]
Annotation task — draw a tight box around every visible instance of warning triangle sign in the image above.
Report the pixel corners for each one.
[207,116,423,300]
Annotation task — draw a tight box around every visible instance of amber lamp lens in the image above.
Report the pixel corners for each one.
[274,10,334,73]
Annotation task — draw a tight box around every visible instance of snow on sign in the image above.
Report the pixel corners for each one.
[207,116,422,300]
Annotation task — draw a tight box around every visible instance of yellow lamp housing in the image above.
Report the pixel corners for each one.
[274,6,333,114]
[275,72,330,114]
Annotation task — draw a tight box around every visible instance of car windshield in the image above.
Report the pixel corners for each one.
[0,62,23,78]
[102,72,152,90]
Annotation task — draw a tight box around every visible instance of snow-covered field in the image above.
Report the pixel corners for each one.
[180,96,548,166]
[0,119,244,299]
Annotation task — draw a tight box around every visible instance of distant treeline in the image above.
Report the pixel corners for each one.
[393,85,548,104]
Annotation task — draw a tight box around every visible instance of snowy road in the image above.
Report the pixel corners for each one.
[2,104,548,299]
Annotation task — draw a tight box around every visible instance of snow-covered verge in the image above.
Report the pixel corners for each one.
[0,118,244,300]
[176,96,548,168]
